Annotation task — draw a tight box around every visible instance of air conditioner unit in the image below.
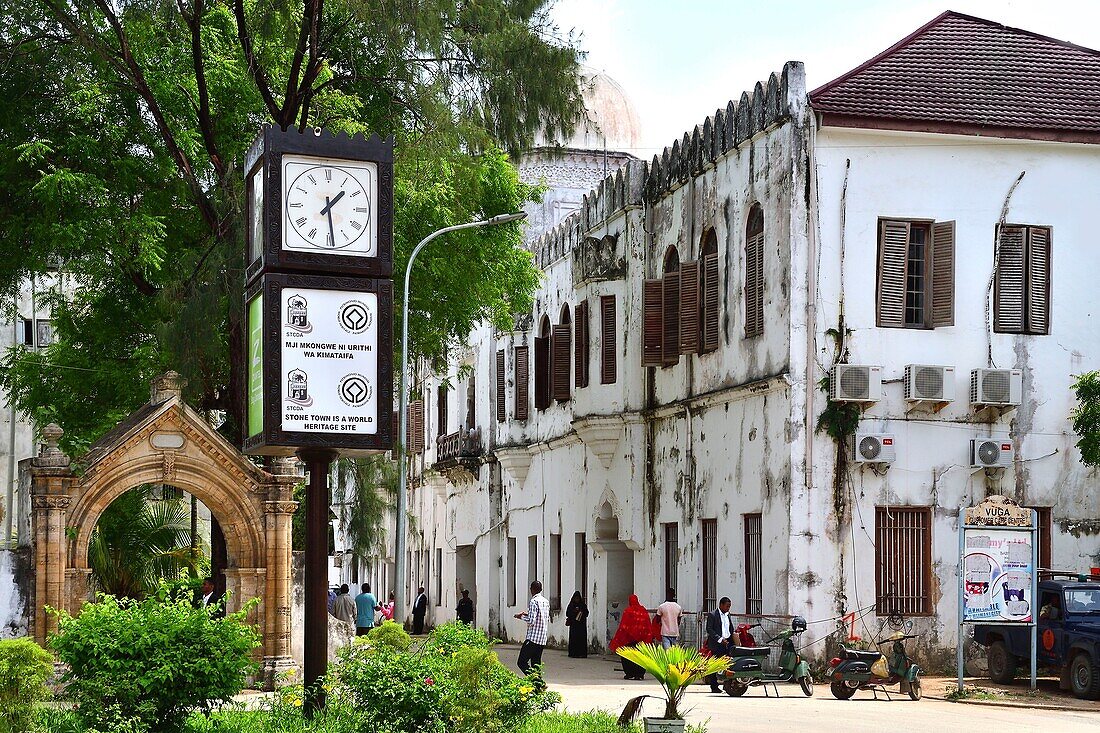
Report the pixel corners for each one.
[971,369,1022,407]
[829,365,883,402]
[971,438,1014,468]
[904,364,956,402]
[854,432,896,464]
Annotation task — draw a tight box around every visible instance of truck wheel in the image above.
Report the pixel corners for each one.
[830,681,857,700]
[1070,653,1100,700]
[987,641,1018,684]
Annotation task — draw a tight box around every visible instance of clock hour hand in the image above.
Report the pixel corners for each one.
[319,190,345,216]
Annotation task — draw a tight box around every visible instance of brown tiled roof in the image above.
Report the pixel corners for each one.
[810,11,1100,143]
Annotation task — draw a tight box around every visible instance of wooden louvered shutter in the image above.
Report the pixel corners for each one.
[679,260,700,353]
[877,219,910,328]
[437,385,447,437]
[551,324,571,401]
[994,226,1026,333]
[495,349,506,422]
[1026,227,1051,335]
[534,336,551,410]
[407,399,425,453]
[642,280,663,366]
[663,270,680,365]
[574,301,590,388]
[931,220,955,328]
[514,345,529,420]
[600,295,616,384]
[701,252,720,352]
[744,231,765,337]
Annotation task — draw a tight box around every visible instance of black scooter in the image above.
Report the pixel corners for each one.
[826,632,923,701]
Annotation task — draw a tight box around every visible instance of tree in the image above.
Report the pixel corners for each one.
[333,455,398,559]
[0,1,583,451]
[1072,371,1100,468]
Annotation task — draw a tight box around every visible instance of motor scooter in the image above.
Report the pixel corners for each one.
[721,617,814,697]
[826,632,923,700]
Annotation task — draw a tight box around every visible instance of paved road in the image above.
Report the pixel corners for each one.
[500,645,1100,732]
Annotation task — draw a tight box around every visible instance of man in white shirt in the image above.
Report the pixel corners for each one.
[704,596,734,693]
[656,587,684,649]
[515,580,551,682]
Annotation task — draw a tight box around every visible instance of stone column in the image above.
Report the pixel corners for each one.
[29,424,72,646]
[262,498,298,688]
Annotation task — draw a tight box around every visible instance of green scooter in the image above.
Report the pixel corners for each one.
[721,617,814,697]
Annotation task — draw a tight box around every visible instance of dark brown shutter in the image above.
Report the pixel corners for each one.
[662,270,680,365]
[600,295,617,384]
[495,349,506,422]
[994,226,1026,333]
[701,252,720,352]
[534,336,551,410]
[1026,227,1051,335]
[551,323,571,401]
[877,219,910,328]
[642,279,663,366]
[574,300,590,388]
[931,220,955,328]
[514,345,529,420]
[745,231,765,337]
[437,385,447,437]
[408,399,425,453]
[679,260,700,353]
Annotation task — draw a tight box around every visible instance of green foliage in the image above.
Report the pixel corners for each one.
[815,376,862,441]
[0,1,581,450]
[420,618,495,655]
[89,486,203,599]
[50,594,261,733]
[332,456,398,561]
[0,638,54,733]
[614,643,730,720]
[1072,371,1100,468]
[361,618,412,653]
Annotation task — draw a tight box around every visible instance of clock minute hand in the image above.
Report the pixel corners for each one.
[319,190,346,216]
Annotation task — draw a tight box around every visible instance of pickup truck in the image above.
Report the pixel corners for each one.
[973,576,1100,700]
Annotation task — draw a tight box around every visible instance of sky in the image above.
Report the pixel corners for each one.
[549,0,1100,158]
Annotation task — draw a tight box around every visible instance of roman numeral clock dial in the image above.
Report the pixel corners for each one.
[281,154,377,257]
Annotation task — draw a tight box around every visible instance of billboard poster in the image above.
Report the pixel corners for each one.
[280,287,378,434]
[962,529,1034,622]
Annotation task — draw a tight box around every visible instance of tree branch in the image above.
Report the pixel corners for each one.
[178,0,225,177]
[233,0,281,120]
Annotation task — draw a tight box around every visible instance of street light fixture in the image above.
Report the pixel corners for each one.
[394,212,527,622]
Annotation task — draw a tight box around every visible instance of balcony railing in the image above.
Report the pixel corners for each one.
[435,427,483,463]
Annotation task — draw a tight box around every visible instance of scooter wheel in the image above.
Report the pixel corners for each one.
[830,681,857,700]
[799,676,814,697]
[908,679,922,701]
[724,679,749,697]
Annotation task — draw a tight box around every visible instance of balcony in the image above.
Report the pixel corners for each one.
[433,427,483,483]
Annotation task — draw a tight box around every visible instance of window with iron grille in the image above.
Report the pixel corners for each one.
[876,218,955,329]
[994,225,1051,335]
[744,513,762,614]
[875,506,932,616]
[702,518,718,611]
[663,523,678,596]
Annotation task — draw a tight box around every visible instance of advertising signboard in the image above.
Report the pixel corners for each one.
[243,273,393,456]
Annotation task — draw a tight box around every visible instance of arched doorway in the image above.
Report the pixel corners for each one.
[29,372,298,688]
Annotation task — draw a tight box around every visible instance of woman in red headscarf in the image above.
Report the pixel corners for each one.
[609,594,660,680]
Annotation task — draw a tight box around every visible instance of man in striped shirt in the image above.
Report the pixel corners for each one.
[515,580,550,680]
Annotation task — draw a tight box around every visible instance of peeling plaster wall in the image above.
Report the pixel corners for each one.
[807,127,1100,656]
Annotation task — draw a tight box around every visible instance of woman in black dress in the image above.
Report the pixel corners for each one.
[566,590,589,658]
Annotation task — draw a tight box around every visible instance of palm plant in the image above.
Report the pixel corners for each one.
[616,643,731,721]
[332,456,399,560]
[89,486,202,599]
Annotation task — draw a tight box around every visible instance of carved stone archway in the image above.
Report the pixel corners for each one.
[29,372,298,688]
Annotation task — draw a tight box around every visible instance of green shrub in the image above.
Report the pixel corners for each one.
[361,618,411,652]
[50,594,261,733]
[421,620,494,654]
[0,637,54,733]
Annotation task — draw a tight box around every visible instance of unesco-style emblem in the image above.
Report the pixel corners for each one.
[338,299,373,334]
[287,369,313,406]
[338,373,372,407]
[286,295,312,333]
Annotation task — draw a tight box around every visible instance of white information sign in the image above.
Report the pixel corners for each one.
[962,529,1034,623]
[280,287,378,433]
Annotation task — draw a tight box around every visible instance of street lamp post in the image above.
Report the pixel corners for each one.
[394,212,527,623]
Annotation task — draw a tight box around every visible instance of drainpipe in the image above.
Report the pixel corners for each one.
[803,122,821,509]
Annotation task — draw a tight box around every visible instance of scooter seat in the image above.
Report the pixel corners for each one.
[729,646,770,657]
[843,649,882,664]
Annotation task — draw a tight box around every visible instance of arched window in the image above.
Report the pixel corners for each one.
[662,247,680,365]
[744,205,765,338]
[534,315,552,410]
[700,229,720,352]
[552,305,572,401]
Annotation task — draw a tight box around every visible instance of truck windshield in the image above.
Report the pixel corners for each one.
[1065,589,1100,614]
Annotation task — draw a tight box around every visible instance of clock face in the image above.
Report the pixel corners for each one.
[281,154,377,256]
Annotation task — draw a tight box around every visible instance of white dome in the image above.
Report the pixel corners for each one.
[535,67,641,153]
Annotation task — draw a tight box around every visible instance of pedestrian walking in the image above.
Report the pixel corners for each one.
[354,583,380,636]
[656,587,683,649]
[565,590,589,658]
[515,580,550,682]
[412,586,428,634]
[456,589,475,624]
[333,583,356,625]
[704,596,735,692]
[609,594,660,680]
